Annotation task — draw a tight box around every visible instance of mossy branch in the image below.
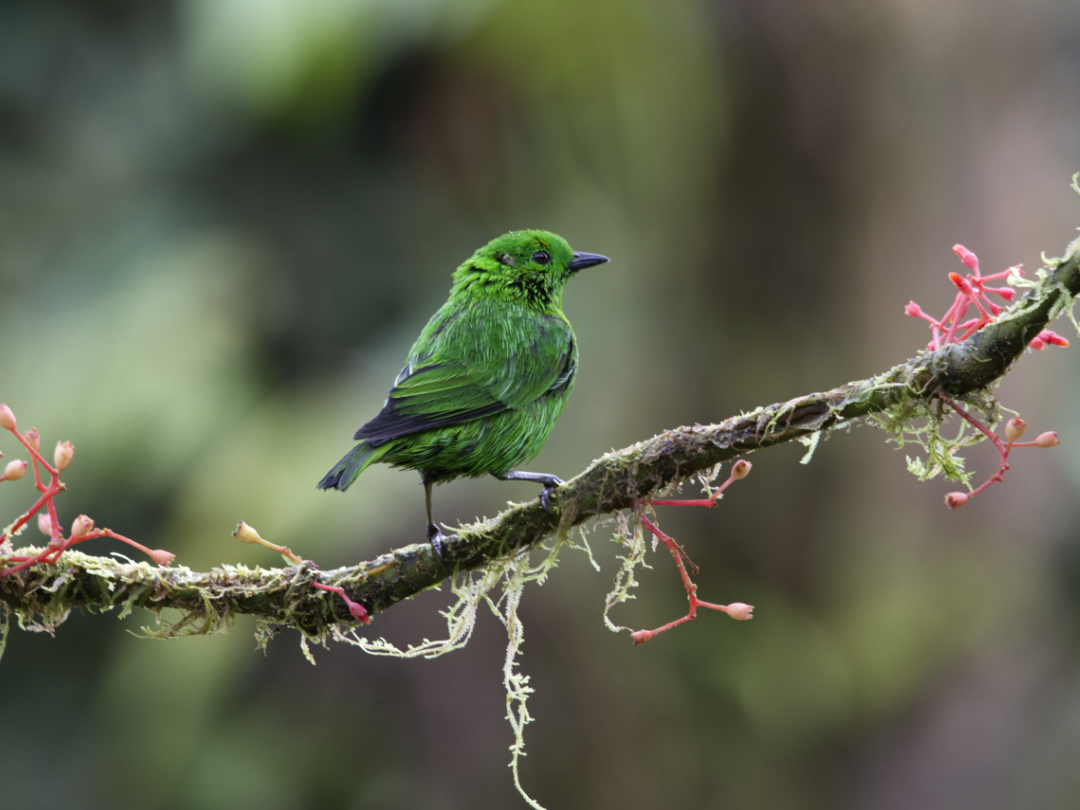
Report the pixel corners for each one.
[2,237,1078,640]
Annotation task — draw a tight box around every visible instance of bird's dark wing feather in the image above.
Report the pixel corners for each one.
[354,361,508,443]
[354,302,574,445]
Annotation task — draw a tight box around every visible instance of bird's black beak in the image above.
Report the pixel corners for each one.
[568,252,610,272]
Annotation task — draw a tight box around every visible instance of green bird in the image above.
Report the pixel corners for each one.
[319,230,609,558]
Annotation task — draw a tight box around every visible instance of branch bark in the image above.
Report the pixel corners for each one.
[2,238,1078,638]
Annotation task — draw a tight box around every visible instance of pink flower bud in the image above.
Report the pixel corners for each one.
[1029,336,1046,350]
[952,244,979,271]
[905,301,924,318]
[948,272,976,296]
[54,440,74,471]
[630,630,654,646]
[1005,418,1027,442]
[25,428,40,452]
[70,514,95,538]
[724,602,754,621]
[990,286,1015,301]
[233,521,262,544]
[312,582,371,625]
[148,549,175,566]
[37,512,53,536]
[945,492,968,509]
[2,459,27,481]
[731,460,752,480]
[0,403,16,431]
[1037,330,1069,348]
[347,601,370,624]
[1034,432,1059,448]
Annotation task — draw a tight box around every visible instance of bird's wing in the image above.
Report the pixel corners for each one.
[354,302,574,444]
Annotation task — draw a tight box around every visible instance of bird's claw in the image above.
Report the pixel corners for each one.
[539,476,564,515]
[427,523,447,563]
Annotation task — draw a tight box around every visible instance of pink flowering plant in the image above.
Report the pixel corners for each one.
[905,244,1070,352]
[886,241,1073,507]
[0,403,175,578]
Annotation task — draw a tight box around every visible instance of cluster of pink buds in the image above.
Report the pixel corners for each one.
[906,245,1069,351]
[0,402,174,575]
[905,243,1069,511]
[938,402,1060,509]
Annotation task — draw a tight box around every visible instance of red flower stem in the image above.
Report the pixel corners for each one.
[651,467,740,508]
[0,480,62,547]
[939,293,965,343]
[93,528,161,560]
[8,426,59,479]
[957,324,985,342]
[0,557,39,577]
[28,454,44,491]
[968,467,1006,497]
[649,497,721,507]
[938,392,1006,452]
[641,516,694,592]
[938,392,1015,498]
[1,527,169,576]
[0,425,66,549]
[944,297,970,345]
[0,531,68,576]
[968,291,992,321]
[630,515,737,644]
[633,613,695,643]
[312,582,371,625]
[940,293,963,325]
[46,500,63,542]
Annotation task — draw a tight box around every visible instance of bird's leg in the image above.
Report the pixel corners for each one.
[497,470,564,515]
[424,476,446,562]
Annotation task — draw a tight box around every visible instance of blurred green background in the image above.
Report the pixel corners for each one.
[2,0,1080,807]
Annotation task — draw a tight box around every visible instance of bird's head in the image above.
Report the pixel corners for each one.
[451,230,609,310]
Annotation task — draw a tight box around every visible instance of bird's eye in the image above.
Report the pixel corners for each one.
[533,251,550,265]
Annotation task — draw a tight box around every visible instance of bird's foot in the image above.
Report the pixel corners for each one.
[498,470,564,515]
[538,476,564,515]
[427,522,447,563]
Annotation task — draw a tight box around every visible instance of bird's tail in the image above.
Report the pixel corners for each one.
[318,442,384,491]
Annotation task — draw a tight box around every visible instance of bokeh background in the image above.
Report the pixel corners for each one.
[2,1,1080,808]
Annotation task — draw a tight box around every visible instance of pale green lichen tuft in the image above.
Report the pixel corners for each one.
[0,604,9,666]
[798,431,822,465]
[874,388,998,487]
[602,509,649,633]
